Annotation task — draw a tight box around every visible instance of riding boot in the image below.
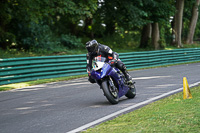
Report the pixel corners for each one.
[116,60,134,84]
[121,69,133,84]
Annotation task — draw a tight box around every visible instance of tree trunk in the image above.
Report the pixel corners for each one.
[152,22,160,50]
[186,0,200,44]
[174,0,184,48]
[70,23,77,35]
[84,17,94,39]
[171,17,176,46]
[105,20,115,35]
[139,23,152,48]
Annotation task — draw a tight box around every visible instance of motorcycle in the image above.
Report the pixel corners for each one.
[91,56,136,104]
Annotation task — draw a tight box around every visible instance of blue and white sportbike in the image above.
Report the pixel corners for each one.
[91,57,136,104]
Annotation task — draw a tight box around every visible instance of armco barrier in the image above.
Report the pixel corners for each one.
[0,48,200,85]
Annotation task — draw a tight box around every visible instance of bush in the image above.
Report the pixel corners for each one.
[60,34,83,49]
[97,33,138,50]
[20,22,84,52]
[21,22,58,51]
[0,28,16,49]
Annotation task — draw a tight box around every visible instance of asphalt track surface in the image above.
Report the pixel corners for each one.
[0,63,199,133]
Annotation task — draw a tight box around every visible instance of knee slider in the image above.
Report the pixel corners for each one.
[89,76,96,83]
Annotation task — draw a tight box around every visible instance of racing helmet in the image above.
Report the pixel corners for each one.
[86,40,98,52]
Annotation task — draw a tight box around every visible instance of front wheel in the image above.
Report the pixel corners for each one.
[101,80,119,104]
[125,84,136,99]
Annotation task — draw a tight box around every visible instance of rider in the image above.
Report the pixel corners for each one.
[86,39,133,84]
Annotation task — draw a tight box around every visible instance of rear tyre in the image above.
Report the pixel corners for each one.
[125,84,136,99]
[101,80,119,104]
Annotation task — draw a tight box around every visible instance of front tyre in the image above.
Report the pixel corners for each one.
[125,84,136,99]
[101,80,119,104]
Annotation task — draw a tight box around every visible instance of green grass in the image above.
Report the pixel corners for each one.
[0,48,87,58]
[1,43,200,59]
[83,86,200,133]
[0,74,87,91]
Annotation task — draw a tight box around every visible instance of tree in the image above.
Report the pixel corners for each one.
[186,0,200,44]
[0,0,16,49]
[0,0,98,50]
[140,23,152,48]
[174,0,185,48]
[92,0,147,36]
[152,23,160,50]
[139,0,175,50]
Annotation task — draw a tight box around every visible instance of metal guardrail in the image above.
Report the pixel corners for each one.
[0,48,200,85]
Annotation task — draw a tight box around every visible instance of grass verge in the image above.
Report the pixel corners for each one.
[83,86,200,133]
[0,48,88,58]
[1,43,200,59]
[0,74,87,91]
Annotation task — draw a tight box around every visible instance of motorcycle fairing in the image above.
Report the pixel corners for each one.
[91,63,129,98]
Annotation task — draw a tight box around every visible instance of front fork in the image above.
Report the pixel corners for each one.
[108,77,118,98]
[108,77,117,90]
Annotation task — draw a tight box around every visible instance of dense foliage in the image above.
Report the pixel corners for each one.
[0,0,199,53]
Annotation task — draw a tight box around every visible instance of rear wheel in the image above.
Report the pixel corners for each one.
[125,84,136,99]
[101,80,119,104]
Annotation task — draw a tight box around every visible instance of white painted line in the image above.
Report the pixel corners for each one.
[132,75,171,80]
[67,81,200,133]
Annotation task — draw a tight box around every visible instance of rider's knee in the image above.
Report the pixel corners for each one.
[88,76,96,83]
[116,61,126,70]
